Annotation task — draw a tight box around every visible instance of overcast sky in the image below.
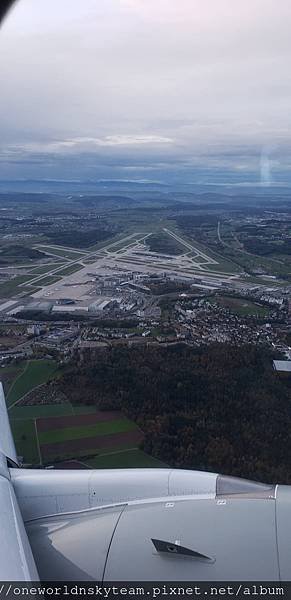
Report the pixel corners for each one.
[0,0,291,185]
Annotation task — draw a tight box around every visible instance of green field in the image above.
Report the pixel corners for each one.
[7,360,59,406]
[7,394,145,466]
[38,246,88,260]
[168,226,241,272]
[4,360,117,465]
[10,419,40,464]
[9,403,98,420]
[145,232,185,255]
[71,405,97,415]
[84,449,167,469]
[54,263,83,276]
[209,295,271,317]
[8,403,99,464]
[9,403,74,420]
[0,276,33,298]
[38,417,137,444]
[40,443,142,462]
[1,361,26,390]
[28,263,65,275]
[32,275,62,286]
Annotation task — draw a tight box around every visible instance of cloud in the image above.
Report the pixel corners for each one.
[65,135,174,147]
[1,134,174,157]
[0,0,291,184]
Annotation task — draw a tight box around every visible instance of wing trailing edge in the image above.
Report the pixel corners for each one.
[0,382,18,465]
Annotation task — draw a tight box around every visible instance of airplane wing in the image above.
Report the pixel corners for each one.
[0,385,39,580]
[0,0,17,25]
[0,382,290,582]
[0,472,39,580]
[0,383,18,466]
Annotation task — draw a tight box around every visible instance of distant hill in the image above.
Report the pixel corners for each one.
[73,195,138,209]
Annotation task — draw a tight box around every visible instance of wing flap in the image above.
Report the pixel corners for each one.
[0,476,39,580]
[0,382,18,465]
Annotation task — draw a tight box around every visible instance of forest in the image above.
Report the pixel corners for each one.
[58,343,291,484]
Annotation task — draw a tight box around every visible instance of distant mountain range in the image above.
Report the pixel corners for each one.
[0,178,291,197]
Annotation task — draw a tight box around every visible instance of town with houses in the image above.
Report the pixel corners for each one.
[0,265,290,369]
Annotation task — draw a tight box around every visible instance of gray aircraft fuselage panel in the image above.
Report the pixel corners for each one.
[104,498,279,581]
[25,495,280,582]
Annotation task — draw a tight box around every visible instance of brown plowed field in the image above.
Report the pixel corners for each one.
[41,429,144,460]
[37,411,124,432]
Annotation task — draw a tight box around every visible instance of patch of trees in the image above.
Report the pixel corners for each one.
[16,310,87,322]
[148,281,191,295]
[243,238,291,256]
[173,214,219,231]
[58,343,291,483]
[73,195,137,209]
[90,319,139,329]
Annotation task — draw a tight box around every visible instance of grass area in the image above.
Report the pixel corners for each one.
[28,263,65,275]
[38,246,88,259]
[0,276,33,298]
[168,224,242,273]
[38,417,137,444]
[205,261,243,274]
[7,359,59,406]
[9,403,73,420]
[170,224,242,274]
[33,275,62,286]
[218,223,291,280]
[19,286,42,296]
[84,448,167,469]
[9,403,97,420]
[43,444,140,462]
[224,249,288,278]
[146,232,184,255]
[0,361,27,393]
[44,440,152,469]
[71,405,98,415]
[87,232,133,252]
[8,403,98,465]
[209,295,271,317]
[10,419,39,464]
[54,263,83,276]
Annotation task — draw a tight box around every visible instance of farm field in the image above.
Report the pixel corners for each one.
[10,419,40,464]
[38,417,137,444]
[38,411,144,463]
[8,402,160,468]
[4,361,156,468]
[9,402,99,464]
[9,402,74,420]
[6,359,59,406]
[84,449,167,469]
